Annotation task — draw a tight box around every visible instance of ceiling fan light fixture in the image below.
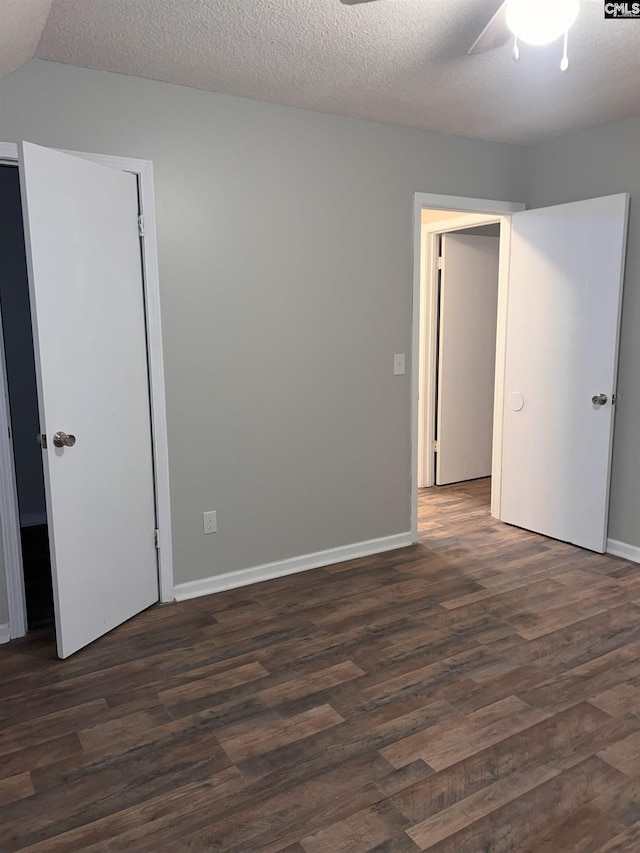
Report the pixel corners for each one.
[506,0,580,46]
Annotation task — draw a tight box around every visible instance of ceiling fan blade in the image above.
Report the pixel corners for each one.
[468,1,511,55]
[339,0,380,4]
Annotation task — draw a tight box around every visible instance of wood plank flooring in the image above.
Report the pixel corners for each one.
[2,478,640,851]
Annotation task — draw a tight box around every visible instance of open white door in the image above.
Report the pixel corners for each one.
[436,233,499,485]
[500,194,629,552]
[19,141,159,658]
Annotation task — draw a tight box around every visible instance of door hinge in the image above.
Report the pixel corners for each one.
[437,256,443,270]
[138,215,145,237]
[154,529,160,549]
[433,440,439,453]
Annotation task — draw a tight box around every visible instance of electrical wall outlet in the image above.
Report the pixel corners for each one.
[203,510,217,534]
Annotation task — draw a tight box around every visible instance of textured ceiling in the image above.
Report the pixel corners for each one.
[32,0,640,144]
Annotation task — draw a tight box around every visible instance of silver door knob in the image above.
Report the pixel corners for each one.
[53,431,76,448]
[592,394,608,406]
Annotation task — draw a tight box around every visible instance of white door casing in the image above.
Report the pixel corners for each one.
[436,233,499,485]
[19,141,159,657]
[500,194,630,552]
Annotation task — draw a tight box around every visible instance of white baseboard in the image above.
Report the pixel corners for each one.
[607,538,640,564]
[20,512,47,528]
[0,624,10,644]
[174,531,414,602]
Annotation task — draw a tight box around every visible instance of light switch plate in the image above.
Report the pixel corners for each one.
[393,354,406,375]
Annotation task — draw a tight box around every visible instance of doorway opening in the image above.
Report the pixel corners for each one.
[0,163,54,631]
[416,206,509,531]
[410,193,525,542]
[411,191,630,556]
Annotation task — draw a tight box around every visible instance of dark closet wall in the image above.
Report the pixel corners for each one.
[0,165,46,523]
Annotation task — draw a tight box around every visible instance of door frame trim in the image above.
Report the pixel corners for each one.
[0,277,26,638]
[0,141,174,640]
[411,193,525,543]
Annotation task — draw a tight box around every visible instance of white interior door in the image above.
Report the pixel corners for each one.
[19,141,158,658]
[436,233,499,485]
[500,194,629,552]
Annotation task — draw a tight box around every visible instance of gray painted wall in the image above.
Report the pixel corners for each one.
[524,118,640,548]
[0,59,525,601]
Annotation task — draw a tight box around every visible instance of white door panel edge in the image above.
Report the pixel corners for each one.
[436,234,500,485]
[500,194,630,553]
[19,141,159,657]
[0,140,172,643]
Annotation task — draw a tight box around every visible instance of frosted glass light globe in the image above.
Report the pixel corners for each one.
[506,0,580,46]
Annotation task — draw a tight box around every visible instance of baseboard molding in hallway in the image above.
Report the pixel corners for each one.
[607,538,640,564]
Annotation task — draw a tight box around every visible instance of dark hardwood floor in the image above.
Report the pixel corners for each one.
[2,478,640,851]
